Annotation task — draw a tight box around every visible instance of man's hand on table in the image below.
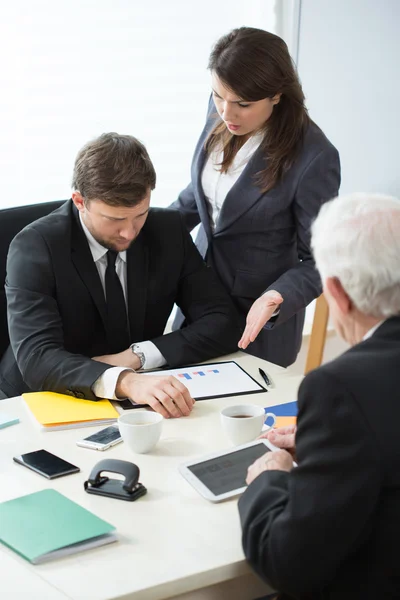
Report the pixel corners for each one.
[245,424,297,485]
[115,370,194,419]
[246,449,294,485]
[259,424,297,459]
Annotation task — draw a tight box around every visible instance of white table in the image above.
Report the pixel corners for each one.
[0,352,302,600]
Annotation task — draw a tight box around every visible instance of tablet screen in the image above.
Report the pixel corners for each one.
[187,442,270,496]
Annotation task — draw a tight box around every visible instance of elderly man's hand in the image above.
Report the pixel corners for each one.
[259,424,297,459]
[246,449,294,485]
[238,290,283,349]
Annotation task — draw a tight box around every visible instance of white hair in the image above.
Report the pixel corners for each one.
[311,193,400,318]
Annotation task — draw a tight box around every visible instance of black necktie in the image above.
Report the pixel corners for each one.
[105,250,130,353]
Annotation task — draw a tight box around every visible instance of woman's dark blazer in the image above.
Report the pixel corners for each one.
[170,99,341,367]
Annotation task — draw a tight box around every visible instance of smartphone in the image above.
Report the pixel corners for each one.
[76,425,122,451]
[13,449,80,479]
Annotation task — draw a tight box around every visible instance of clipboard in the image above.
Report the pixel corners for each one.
[118,361,267,410]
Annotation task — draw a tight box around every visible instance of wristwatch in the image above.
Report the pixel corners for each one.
[131,343,146,370]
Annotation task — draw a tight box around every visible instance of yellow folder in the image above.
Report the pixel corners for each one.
[22,392,119,431]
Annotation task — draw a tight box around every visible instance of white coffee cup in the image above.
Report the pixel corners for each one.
[118,411,163,454]
[220,404,276,445]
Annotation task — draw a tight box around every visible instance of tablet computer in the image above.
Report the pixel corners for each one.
[179,439,277,503]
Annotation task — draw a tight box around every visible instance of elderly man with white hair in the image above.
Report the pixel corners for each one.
[238,193,400,600]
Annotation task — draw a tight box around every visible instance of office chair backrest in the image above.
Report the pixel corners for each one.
[0,200,65,360]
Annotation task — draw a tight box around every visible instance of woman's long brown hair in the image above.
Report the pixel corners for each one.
[206,27,310,193]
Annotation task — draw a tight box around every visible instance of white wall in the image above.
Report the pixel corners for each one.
[297,0,400,197]
[0,0,278,209]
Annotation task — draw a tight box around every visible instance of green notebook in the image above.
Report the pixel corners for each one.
[0,489,117,564]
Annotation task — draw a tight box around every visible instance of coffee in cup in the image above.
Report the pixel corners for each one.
[220,404,276,445]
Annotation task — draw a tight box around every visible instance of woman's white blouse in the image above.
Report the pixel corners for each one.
[201,132,263,230]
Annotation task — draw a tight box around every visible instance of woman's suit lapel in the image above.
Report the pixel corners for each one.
[191,114,215,244]
[214,148,265,234]
[191,115,266,237]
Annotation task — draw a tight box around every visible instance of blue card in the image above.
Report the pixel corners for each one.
[264,401,297,417]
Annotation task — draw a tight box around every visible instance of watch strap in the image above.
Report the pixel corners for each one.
[131,344,145,369]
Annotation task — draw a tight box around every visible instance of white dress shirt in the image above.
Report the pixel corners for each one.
[201,132,263,230]
[201,132,279,317]
[362,320,386,340]
[79,214,166,399]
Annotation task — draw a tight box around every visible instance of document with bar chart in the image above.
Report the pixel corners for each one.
[143,361,266,400]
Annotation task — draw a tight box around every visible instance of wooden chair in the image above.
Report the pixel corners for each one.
[304,294,329,374]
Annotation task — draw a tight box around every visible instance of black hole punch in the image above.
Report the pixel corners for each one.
[84,459,147,502]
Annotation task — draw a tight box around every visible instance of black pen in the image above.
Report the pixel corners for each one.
[259,368,272,388]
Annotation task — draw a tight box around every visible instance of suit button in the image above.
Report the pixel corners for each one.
[75,391,85,399]
[66,389,74,396]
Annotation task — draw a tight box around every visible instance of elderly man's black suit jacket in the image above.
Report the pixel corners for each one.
[0,201,239,399]
[239,316,400,599]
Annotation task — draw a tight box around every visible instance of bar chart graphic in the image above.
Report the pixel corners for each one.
[143,362,263,399]
[177,369,219,381]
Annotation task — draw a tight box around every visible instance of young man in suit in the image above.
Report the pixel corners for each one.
[0,133,239,417]
[239,192,400,598]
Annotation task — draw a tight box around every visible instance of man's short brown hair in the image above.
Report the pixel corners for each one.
[72,132,156,206]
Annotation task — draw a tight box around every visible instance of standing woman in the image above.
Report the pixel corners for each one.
[170,27,340,367]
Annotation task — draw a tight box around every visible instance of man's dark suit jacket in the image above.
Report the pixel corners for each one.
[170,98,341,367]
[239,317,400,599]
[0,201,239,399]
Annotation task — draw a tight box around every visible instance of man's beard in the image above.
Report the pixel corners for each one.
[94,234,136,253]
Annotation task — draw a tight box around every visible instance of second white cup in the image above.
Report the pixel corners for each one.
[118,411,163,454]
[220,404,276,445]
